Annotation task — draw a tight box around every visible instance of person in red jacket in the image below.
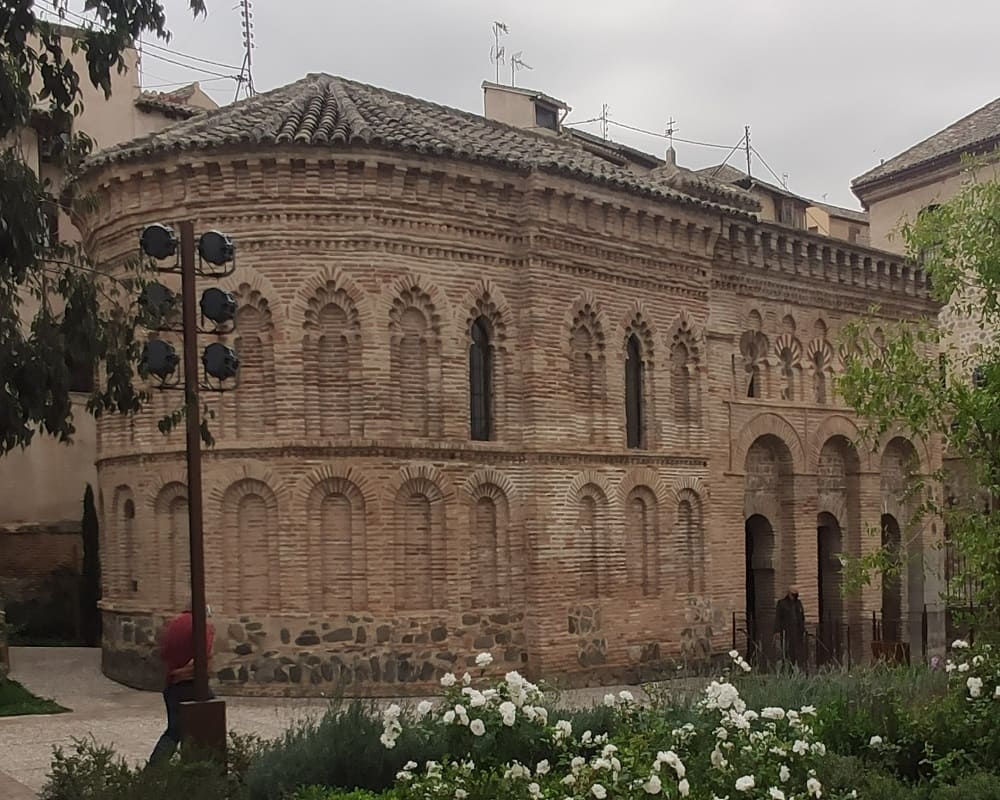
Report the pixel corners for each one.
[148,604,215,764]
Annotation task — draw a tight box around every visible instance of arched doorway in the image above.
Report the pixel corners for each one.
[745,514,775,659]
[817,512,843,663]
[880,513,902,642]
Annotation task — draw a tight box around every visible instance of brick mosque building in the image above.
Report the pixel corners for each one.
[74,74,942,694]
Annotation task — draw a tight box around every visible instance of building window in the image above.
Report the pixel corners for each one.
[535,103,559,131]
[470,316,493,441]
[848,226,860,243]
[625,334,644,449]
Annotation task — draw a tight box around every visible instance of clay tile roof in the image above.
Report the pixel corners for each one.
[84,73,755,217]
[809,201,868,225]
[853,96,1000,189]
[134,83,206,120]
[697,163,808,203]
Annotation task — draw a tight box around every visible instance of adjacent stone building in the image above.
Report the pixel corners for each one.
[74,73,942,695]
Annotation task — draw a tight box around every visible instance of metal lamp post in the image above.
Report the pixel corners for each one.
[139,221,240,759]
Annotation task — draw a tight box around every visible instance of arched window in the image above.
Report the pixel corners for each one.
[470,316,493,441]
[625,334,644,449]
[123,498,136,593]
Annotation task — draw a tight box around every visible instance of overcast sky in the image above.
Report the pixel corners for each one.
[77,0,1000,208]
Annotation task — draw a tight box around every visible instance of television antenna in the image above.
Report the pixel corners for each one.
[490,21,508,84]
[511,51,532,87]
[234,0,256,101]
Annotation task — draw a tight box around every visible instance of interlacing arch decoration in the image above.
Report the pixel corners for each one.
[300,273,366,438]
[229,281,277,438]
[388,278,445,439]
[739,329,770,400]
[622,308,657,450]
[565,294,609,445]
[774,333,802,402]
[667,310,703,442]
[571,480,612,600]
[806,336,836,405]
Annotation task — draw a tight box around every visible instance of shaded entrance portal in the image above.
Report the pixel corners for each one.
[817,512,843,663]
[881,514,902,642]
[745,514,775,660]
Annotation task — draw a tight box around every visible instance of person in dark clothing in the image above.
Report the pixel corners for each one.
[774,585,806,669]
[148,606,215,765]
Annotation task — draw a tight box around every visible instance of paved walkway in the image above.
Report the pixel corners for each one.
[0,647,645,795]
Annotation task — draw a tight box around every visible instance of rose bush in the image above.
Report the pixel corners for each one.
[377,653,855,800]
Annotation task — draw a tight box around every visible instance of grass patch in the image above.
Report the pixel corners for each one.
[0,677,69,716]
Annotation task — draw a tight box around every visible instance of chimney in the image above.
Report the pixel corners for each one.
[482,81,570,135]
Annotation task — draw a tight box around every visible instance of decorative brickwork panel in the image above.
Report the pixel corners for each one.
[154,483,189,610]
[390,286,442,439]
[306,478,366,612]
[394,479,446,611]
[222,479,278,614]
[624,487,659,596]
[677,489,704,595]
[233,300,276,438]
[569,305,606,445]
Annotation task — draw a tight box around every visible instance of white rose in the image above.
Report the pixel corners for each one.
[476,652,494,667]
[462,672,472,686]
[592,784,608,799]
[528,783,542,799]
[953,639,970,649]
[994,685,1000,699]
[455,791,468,800]
[769,789,785,800]
[736,775,755,792]
[604,693,617,707]
[807,777,822,798]
[535,759,550,775]
[417,700,432,717]
[442,710,456,724]
[762,707,785,720]
[729,649,739,658]
[440,672,457,687]
[562,775,577,786]
[869,735,883,747]
[469,718,485,736]
[968,676,984,698]
[678,778,690,797]
[643,774,662,795]
[619,689,635,704]
[779,765,790,783]
[958,662,970,673]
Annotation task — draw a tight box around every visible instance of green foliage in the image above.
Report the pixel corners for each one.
[0,676,68,716]
[289,790,396,800]
[0,0,206,456]
[40,731,261,800]
[837,161,1000,631]
[245,699,619,800]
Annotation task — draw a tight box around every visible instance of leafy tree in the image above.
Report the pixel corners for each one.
[838,160,1000,635]
[0,0,205,455]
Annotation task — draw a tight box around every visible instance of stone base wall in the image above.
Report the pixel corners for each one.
[102,607,531,696]
[101,604,717,695]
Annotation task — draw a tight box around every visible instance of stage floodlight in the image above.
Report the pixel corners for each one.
[198,230,235,266]
[141,339,179,380]
[200,287,237,325]
[140,224,177,260]
[202,342,240,381]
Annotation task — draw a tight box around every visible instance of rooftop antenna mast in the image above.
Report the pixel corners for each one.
[235,0,256,101]
[665,116,677,148]
[601,103,609,141]
[490,21,508,84]
[745,124,752,178]
[511,51,531,87]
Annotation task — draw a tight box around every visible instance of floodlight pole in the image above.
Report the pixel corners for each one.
[178,220,227,758]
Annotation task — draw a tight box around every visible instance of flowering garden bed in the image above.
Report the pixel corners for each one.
[41,644,1000,800]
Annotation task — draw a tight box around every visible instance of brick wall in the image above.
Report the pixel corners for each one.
[0,526,82,641]
[76,147,944,693]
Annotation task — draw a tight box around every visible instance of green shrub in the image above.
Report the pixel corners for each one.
[289,789,393,800]
[245,699,620,800]
[40,732,263,800]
